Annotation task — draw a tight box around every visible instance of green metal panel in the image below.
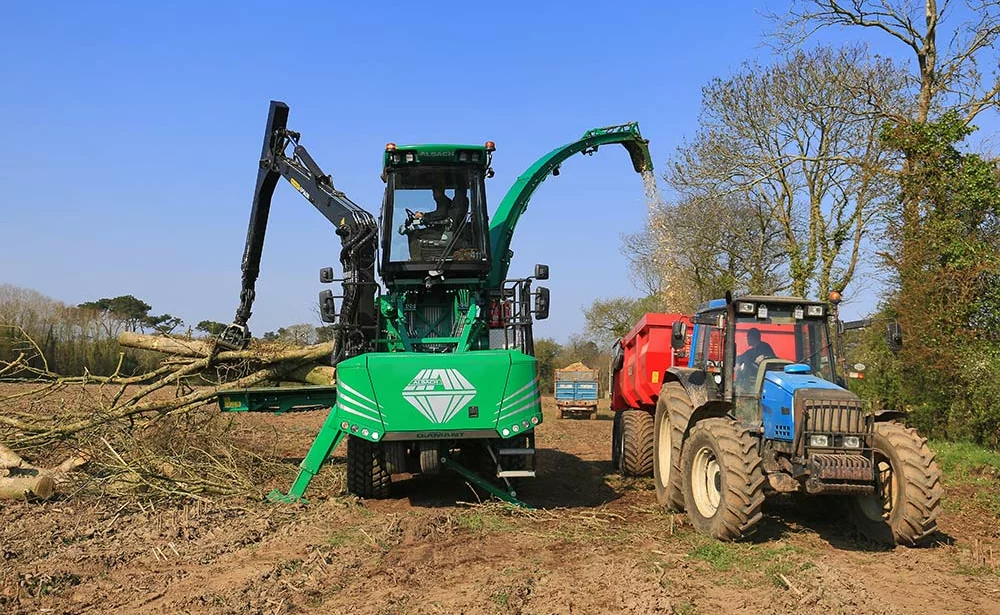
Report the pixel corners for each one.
[487,122,653,286]
[335,349,542,439]
[218,386,337,414]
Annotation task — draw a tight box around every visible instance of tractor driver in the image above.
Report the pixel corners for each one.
[738,327,776,367]
[735,327,776,393]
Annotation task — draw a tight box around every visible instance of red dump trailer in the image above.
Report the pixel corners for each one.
[610,313,692,477]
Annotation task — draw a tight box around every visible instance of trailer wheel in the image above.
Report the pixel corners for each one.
[620,410,654,477]
[847,422,942,546]
[653,383,689,510]
[611,411,624,472]
[681,418,765,541]
[346,435,391,499]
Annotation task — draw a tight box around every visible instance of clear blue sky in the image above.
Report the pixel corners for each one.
[0,1,969,341]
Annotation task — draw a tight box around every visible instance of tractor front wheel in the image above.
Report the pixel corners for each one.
[681,418,765,541]
[847,422,942,546]
[653,383,690,510]
[346,435,391,499]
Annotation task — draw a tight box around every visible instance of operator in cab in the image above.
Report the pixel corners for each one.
[735,327,777,393]
[739,327,776,367]
[420,174,470,229]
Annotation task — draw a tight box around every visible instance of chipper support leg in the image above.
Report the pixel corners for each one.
[440,455,533,509]
[268,410,346,503]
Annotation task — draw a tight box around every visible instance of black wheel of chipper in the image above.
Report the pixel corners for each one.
[419,442,442,475]
[620,409,654,477]
[681,418,765,541]
[846,422,943,546]
[611,411,624,472]
[653,383,690,509]
[346,435,391,499]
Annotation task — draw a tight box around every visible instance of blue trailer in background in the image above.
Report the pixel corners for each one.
[554,363,600,419]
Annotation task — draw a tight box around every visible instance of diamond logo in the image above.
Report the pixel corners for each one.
[402,368,477,424]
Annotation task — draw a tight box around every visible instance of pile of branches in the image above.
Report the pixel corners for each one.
[0,325,336,501]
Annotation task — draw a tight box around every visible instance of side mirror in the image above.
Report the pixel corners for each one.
[533,286,550,320]
[320,267,335,284]
[671,320,687,349]
[886,321,903,353]
[319,290,338,323]
[534,264,550,280]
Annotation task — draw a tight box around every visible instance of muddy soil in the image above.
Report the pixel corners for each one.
[1,394,998,615]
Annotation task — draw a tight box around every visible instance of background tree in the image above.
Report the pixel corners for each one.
[533,337,562,391]
[666,45,905,300]
[777,0,1000,125]
[775,1,1000,445]
[195,320,227,337]
[79,295,153,336]
[582,295,668,347]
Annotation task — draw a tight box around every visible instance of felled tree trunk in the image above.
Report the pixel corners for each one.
[118,332,216,357]
[117,332,336,385]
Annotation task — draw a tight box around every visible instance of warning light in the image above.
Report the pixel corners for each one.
[485,141,495,152]
[386,143,397,151]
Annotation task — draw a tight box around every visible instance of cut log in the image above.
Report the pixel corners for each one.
[285,364,336,386]
[0,443,27,469]
[118,332,215,357]
[0,474,55,500]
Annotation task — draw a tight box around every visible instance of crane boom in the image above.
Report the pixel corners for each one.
[220,101,378,361]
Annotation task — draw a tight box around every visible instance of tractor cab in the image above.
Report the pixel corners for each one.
[380,143,494,282]
[682,296,839,421]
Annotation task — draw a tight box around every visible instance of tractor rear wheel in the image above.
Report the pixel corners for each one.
[681,418,765,541]
[653,383,689,510]
[346,435,391,499]
[847,422,942,546]
[620,410,654,477]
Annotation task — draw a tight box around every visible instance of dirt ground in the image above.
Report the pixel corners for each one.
[1,394,998,615]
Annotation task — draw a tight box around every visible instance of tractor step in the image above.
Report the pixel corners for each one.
[497,470,536,478]
[498,448,535,456]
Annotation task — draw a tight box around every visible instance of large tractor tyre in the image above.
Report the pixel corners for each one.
[681,418,766,541]
[346,435,391,499]
[847,422,943,546]
[653,383,690,510]
[611,411,624,472]
[620,410,654,477]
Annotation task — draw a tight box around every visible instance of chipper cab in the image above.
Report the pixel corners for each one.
[653,294,942,545]
[216,101,652,505]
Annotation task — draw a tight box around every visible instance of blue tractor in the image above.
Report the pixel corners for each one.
[654,294,942,545]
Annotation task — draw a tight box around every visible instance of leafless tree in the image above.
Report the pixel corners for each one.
[666,45,906,299]
[774,0,1000,125]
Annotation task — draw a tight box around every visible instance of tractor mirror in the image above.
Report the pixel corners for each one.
[534,264,550,280]
[886,321,903,352]
[319,290,338,323]
[534,286,550,320]
[671,320,687,349]
[319,267,335,283]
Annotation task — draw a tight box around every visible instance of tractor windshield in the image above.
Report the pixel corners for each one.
[733,304,835,397]
[385,166,489,268]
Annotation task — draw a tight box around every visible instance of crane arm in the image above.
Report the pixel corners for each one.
[486,123,653,287]
[220,101,378,361]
